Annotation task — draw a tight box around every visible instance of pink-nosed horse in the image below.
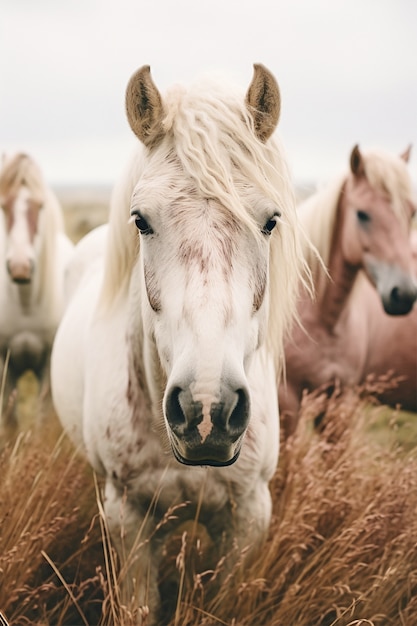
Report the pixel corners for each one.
[280,145,417,437]
[0,153,74,425]
[51,64,311,624]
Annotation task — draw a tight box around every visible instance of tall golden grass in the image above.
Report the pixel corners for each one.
[1,380,417,626]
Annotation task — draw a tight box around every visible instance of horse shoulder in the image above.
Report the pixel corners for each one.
[51,260,104,456]
[82,302,133,475]
[64,224,108,304]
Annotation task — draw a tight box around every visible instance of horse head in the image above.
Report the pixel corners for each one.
[0,154,45,284]
[341,144,417,315]
[121,65,297,466]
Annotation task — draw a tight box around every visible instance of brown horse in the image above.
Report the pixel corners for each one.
[280,145,417,436]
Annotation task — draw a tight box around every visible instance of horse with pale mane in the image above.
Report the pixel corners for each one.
[280,145,417,437]
[51,64,311,623]
[0,153,73,426]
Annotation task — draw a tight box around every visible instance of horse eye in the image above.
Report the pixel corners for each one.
[133,213,153,235]
[357,210,371,224]
[262,212,280,236]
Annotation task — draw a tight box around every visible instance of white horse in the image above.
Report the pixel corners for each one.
[51,64,310,624]
[0,153,74,424]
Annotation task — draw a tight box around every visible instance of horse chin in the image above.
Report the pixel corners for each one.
[170,440,242,468]
[11,276,32,285]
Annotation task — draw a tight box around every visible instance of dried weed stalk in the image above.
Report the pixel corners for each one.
[1,379,417,626]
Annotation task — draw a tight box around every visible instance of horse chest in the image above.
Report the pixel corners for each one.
[295,304,368,389]
[106,443,232,525]
[0,288,53,334]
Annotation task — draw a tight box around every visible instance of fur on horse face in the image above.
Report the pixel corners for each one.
[342,175,417,314]
[3,187,42,283]
[129,172,277,466]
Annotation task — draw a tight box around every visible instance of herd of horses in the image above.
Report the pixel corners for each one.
[1,64,416,624]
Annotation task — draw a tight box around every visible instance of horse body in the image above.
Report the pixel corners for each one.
[51,64,309,623]
[0,153,74,419]
[281,145,417,436]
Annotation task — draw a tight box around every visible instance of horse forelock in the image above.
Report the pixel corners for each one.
[100,77,311,370]
[0,153,45,205]
[361,149,413,225]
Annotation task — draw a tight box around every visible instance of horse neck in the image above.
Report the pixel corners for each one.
[2,258,49,318]
[14,282,36,314]
[19,230,61,323]
[320,189,360,329]
[35,208,64,324]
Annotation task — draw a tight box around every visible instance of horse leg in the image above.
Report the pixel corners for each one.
[234,482,272,557]
[0,355,19,437]
[37,352,55,426]
[103,480,161,626]
[206,480,273,588]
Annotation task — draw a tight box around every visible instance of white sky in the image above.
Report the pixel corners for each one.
[1,0,416,186]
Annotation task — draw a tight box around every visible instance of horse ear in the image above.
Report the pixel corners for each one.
[245,64,281,142]
[350,144,366,177]
[400,144,412,163]
[125,65,165,148]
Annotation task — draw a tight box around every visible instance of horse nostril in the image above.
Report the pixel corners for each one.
[390,286,400,303]
[386,284,416,315]
[227,388,250,436]
[210,387,250,437]
[165,386,186,430]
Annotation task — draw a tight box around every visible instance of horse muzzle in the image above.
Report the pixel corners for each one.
[382,285,417,315]
[364,258,417,316]
[6,258,34,284]
[164,384,250,467]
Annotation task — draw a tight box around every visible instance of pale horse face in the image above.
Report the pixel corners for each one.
[342,176,417,315]
[130,172,280,467]
[2,185,42,284]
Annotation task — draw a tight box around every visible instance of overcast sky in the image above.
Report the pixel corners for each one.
[1,0,416,187]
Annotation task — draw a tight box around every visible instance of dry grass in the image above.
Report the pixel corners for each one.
[1,381,417,625]
[0,416,104,626]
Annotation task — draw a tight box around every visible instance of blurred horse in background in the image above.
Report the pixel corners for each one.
[281,145,417,436]
[0,153,74,426]
[51,64,311,624]
[362,227,417,409]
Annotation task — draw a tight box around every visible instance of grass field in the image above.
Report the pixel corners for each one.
[2,377,417,625]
